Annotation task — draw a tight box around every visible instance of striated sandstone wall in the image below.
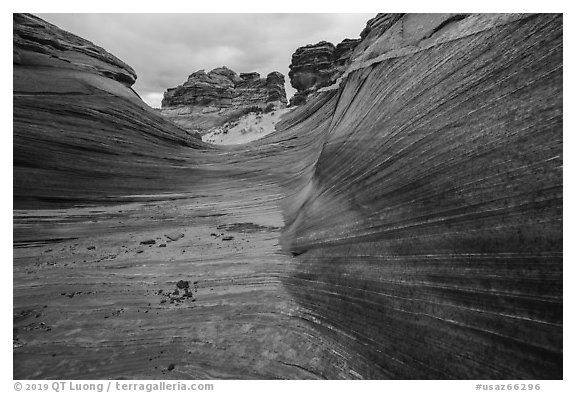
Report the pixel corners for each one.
[13,13,207,209]
[14,13,137,87]
[279,13,563,378]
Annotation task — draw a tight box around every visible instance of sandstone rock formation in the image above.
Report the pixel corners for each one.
[160,67,287,133]
[286,13,426,105]
[288,41,337,105]
[279,13,563,379]
[333,38,361,67]
[359,13,404,42]
[14,13,562,380]
[14,13,137,87]
[13,13,204,208]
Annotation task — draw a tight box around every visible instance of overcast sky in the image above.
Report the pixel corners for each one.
[37,14,373,108]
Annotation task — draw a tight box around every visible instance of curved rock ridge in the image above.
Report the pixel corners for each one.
[13,13,137,87]
[13,13,206,209]
[288,13,470,105]
[161,66,287,133]
[359,13,404,40]
[279,13,562,379]
[13,13,562,380]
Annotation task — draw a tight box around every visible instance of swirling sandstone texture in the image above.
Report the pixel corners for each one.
[160,67,287,133]
[13,13,137,86]
[280,13,563,379]
[13,13,205,209]
[14,13,562,380]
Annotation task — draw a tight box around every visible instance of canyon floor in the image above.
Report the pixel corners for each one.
[13,174,339,379]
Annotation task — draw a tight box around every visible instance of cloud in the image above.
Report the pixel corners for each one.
[36,13,373,107]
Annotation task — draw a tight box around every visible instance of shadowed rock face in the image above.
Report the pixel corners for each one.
[280,13,563,379]
[288,15,405,106]
[288,41,338,105]
[334,38,361,67]
[14,13,562,380]
[160,67,287,133]
[13,13,206,209]
[14,13,137,87]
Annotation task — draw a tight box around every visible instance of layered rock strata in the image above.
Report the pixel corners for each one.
[14,13,137,87]
[13,13,205,208]
[160,67,287,133]
[280,13,563,379]
[288,14,403,105]
[289,13,458,105]
[288,41,338,105]
[289,34,368,105]
[14,13,562,380]
[334,38,361,67]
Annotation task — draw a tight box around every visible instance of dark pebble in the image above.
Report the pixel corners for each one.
[176,280,190,289]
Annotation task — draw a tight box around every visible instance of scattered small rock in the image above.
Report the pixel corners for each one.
[13,337,24,349]
[159,244,167,248]
[167,363,175,371]
[140,239,156,245]
[176,280,189,289]
[104,308,124,318]
[165,232,184,241]
[221,236,234,241]
[156,280,197,305]
[87,246,96,250]
[22,322,51,332]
